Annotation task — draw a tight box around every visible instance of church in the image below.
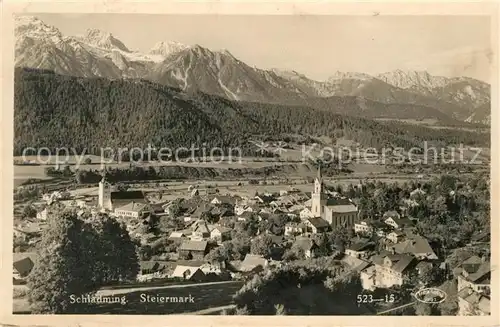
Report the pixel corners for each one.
[311,167,359,228]
[98,174,148,212]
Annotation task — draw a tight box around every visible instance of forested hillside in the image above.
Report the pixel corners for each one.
[14,68,489,156]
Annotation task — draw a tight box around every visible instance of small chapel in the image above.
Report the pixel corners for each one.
[311,166,359,228]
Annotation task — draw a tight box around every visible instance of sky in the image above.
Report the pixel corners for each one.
[34,14,492,82]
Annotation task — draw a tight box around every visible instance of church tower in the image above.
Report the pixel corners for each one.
[98,170,111,210]
[311,165,326,217]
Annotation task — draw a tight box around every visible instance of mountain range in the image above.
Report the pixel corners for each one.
[14,16,491,124]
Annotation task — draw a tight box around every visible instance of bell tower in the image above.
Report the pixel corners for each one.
[98,168,111,210]
[311,165,326,217]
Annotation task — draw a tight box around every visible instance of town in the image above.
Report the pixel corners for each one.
[11,13,492,317]
[13,163,491,315]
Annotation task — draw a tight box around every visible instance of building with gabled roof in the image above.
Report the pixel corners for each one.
[457,259,490,295]
[114,201,151,218]
[178,240,209,260]
[210,226,232,243]
[387,235,438,260]
[171,265,207,282]
[458,287,490,315]
[293,238,319,258]
[363,254,417,289]
[305,217,330,234]
[240,254,268,272]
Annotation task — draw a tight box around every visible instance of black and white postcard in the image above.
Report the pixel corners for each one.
[1,1,498,327]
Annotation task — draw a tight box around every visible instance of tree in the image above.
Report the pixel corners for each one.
[138,245,153,261]
[27,210,97,313]
[419,264,444,287]
[250,234,274,258]
[168,202,181,217]
[27,209,139,313]
[205,242,234,263]
[415,302,439,315]
[22,204,37,219]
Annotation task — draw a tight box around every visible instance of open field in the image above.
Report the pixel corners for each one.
[374,118,490,133]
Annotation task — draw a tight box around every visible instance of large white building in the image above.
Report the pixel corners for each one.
[310,167,359,228]
[98,175,147,212]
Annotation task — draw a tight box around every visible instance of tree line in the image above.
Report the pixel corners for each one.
[14,68,489,156]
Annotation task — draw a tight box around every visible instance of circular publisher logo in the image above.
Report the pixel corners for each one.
[413,288,447,304]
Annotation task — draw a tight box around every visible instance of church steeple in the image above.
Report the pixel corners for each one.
[314,164,324,195]
[312,164,326,218]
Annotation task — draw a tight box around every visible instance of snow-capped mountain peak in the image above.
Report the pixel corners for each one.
[149,41,190,57]
[80,28,130,52]
[327,71,374,81]
[376,69,448,90]
[15,15,62,39]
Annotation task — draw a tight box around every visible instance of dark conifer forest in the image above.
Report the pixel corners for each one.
[14,68,489,155]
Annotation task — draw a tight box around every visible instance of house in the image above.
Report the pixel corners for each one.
[235,204,255,216]
[345,241,374,259]
[171,261,208,281]
[371,220,391,237]
[294,238,319,258]
[171,265,207,282]
[215,207,233,219]
[210,195,237,206]
[13,253,38,280]
[168,231,187,241]
[457,260,490,294]
[382,211,401,221]
[240,254,269,272]
[362,254,417,290]
[210,226,232,242]
[360,265,377,291]
[305,217,330,234]
[453,255,482,278]
[469,231,490,245]
[354,221,374,235]
[191,219,212,239]
[342,255,371,273]
[386,230,406,243]
[458,288,490,315]
[384,216,414,230]
[178,240,209,260]
[387,235,438,260]
[114,201,151,218]
[284,222,306,237]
